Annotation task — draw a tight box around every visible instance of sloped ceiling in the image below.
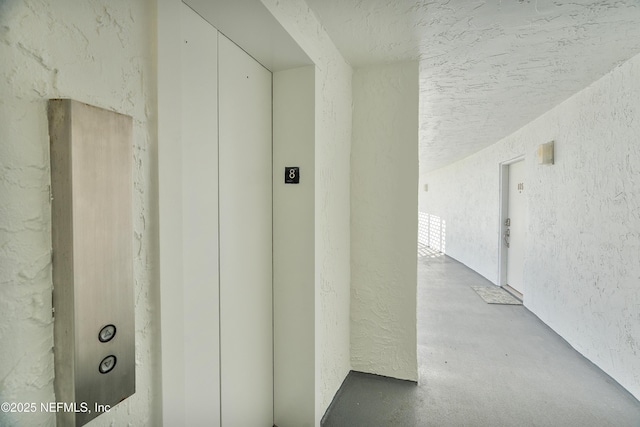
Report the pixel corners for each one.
[304,0,640,172]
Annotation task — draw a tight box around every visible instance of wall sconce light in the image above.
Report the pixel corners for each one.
[537,141,554,165]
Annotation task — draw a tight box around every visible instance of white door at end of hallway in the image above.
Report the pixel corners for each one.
[506,159,525,295]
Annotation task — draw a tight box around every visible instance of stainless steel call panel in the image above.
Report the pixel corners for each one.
[49,99,135,426]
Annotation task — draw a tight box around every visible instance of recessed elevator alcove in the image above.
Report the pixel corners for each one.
[159,1,316,425]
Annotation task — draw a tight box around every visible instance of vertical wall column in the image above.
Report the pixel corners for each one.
[351,62,419,382]
[273,66,316,427]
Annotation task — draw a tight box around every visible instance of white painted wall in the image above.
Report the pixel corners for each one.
[351,62,419,382]
[418,149,504,283]
[420,52,640,400]
[273,66,315,427]
[0,0,160,426]
[260,2,353,424]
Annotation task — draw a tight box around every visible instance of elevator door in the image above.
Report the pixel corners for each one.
[181,5,221,425]
[219,34,274,426]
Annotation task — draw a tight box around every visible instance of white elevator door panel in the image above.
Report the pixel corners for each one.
[507,160,526,295]
[180,4,221,425]
[219,35,273,427]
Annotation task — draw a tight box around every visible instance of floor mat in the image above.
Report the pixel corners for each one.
[471,286,522,305]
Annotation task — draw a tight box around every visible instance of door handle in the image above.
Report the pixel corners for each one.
[504,228,510,248]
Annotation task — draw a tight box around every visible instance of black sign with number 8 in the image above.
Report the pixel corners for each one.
[285,167,300,184]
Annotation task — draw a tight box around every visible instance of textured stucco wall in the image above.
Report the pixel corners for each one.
[420,52,640,400]
[351,62,419,381]
[0,0,160,426]
[418,151,504,283]
[260,1,353,423]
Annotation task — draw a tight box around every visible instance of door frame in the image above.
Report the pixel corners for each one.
[498,155,525,289]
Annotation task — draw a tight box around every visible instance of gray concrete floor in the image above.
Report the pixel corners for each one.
[322,255,640,427]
